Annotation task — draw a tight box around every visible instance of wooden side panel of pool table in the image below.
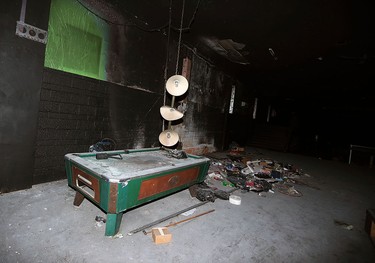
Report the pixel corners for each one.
[138,167,200,200]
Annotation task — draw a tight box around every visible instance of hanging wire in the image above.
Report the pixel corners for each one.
[162,0,174,131]
[76,0,201,33]
[175,0,186,75]
[76,0,165,30]
[186,0,201,30]
[136,96,162,129]
[164,0,173,90]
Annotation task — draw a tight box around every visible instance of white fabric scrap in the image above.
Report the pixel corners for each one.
[181,208,196,216]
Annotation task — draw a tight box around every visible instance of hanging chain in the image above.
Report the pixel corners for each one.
[164,0,173,83]
[175,0,186,75]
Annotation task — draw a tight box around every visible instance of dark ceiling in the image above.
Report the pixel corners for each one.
[103,0,374,100]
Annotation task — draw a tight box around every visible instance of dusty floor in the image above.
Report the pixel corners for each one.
[1,148,374,263]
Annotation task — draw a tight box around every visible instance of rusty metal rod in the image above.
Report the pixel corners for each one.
[143,209,215,235]
[127,201,210,235]
[128,187,238,236]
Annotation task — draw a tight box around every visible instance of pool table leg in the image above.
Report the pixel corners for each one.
[105,213,123,236]
[73,191,85,206]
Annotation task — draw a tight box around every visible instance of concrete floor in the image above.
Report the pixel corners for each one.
[1,148,374,263]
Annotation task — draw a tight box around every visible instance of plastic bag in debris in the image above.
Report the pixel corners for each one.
[246,179,272,192]
[226,176,247,190]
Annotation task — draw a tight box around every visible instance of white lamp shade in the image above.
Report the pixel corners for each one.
[160,106,184,121]
[166,75,188,96]
[159,129,179,147]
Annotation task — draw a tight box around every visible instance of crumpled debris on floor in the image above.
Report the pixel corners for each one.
[273,183,302,197]
[189,183,231,202]
[203,147,316,198]
[334,219,354,230]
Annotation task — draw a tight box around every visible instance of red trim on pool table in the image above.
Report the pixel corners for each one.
[138,167,200,200]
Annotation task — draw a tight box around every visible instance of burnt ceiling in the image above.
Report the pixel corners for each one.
[101,0,374,100]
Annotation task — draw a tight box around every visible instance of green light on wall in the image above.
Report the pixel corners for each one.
[45,0,109,80]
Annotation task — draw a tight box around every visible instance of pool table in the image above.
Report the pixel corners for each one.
[64,147,210,236]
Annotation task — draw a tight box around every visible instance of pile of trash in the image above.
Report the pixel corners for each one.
[203,147,316,197]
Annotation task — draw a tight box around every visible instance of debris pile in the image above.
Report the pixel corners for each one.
[203,146,316,197]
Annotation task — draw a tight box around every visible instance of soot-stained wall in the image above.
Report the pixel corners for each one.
[34,21,166,183]
[0,0,51,192]
[3,1,240,189]
[173,47,234,154]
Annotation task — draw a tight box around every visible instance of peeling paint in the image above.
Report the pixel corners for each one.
[200,37,250,65]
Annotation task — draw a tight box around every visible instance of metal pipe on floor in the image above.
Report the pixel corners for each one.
[128,187,239,235]
[127,201,210,236]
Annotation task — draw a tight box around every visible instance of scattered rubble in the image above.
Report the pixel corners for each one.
[200,145,316,199]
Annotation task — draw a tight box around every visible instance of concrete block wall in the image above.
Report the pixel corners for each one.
[34,68,164,183]
[33,68,112,183]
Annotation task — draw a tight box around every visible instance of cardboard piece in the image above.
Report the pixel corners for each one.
[152,227,172,244]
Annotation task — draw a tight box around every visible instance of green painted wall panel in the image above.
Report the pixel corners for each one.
[45,0,108,80]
